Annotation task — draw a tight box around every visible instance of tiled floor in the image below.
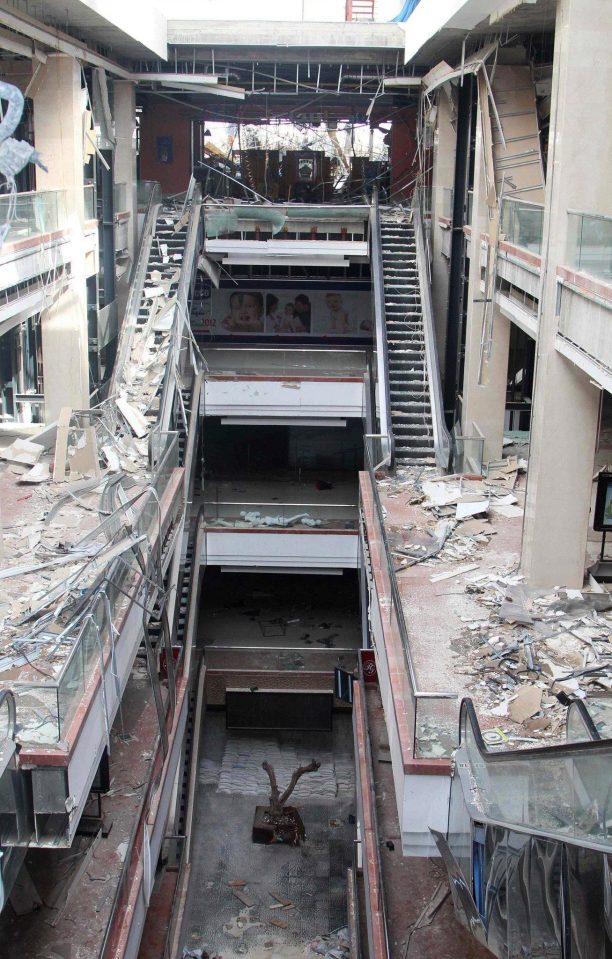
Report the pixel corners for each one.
[180,713,356,959]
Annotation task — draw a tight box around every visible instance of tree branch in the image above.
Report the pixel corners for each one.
[262,760,281,812]
[278,759,320,807]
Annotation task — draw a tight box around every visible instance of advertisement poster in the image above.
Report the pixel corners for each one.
[203,287,372,338]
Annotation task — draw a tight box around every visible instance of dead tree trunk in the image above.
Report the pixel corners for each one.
[262,760,320,816]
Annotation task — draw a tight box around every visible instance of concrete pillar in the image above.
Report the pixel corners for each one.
[521,0,611,587]
[114,80,138,263]
[430,89,456,367]
[34,54,89,421]
[460,92,511,464]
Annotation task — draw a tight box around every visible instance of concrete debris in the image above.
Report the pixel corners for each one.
[18,462,51,484]
[0,437,45,465]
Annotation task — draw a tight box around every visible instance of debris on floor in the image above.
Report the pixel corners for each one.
[375,459,612,749]
[0,203,191,744]
[305,927,351,959]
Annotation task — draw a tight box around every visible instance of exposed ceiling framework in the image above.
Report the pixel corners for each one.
[135,57,421,125]
[406,0,557,67]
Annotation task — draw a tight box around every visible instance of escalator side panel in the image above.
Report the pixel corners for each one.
[430,829,488,947]
[448,756,473,893]
[567,846,612,959]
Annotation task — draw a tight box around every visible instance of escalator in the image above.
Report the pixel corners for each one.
[370,194,451,469]
[434,697,612,958]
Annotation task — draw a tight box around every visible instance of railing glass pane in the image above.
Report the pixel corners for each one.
[567,211,612,282]
[0,189,67,243]
[501,197,544,254]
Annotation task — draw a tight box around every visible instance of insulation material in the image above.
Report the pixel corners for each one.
[489,65,545,202]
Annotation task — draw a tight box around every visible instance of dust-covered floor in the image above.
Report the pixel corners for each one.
[180,712,356,959]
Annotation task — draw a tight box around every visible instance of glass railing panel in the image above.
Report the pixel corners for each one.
[113,182,128,213]
[467,190,473,226]
[204,646,359,672]
[0,189,67,243]
[415,696,458,759]
[57,625,88,737]
[137,180,157,210]
[500,197,544,254]
[567,211,612,282]
[202,348,368,378]
[581,697,612,740]
[83,183,96,220]
[388,600,416,750]
[566,702,595,743]
[442,187,453,220]
[203,500,358,531]
[452,434,485,475]
[10,684,60,744]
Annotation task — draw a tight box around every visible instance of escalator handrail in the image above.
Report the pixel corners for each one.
[369,191,395,468]
[0,689,16,743]
[159,179,203,433]
[459,696,610,760]
[411,200,452,469]
[184,370,204,505]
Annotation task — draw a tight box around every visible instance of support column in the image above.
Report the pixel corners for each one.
[461,91,511,464]
[521,0,611,587]
[113,80,138,263]
[34,53,89,422]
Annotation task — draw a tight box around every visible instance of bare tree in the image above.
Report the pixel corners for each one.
[262,759,320,816]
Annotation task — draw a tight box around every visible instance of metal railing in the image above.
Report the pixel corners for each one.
[362,440,457,758]
[369,192,394,467]
[412,200,452,469]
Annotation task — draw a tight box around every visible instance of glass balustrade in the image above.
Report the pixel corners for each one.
[0,189,67,244]
[500,197,544,254]
[2,433,181,745]
[567,211,612,282]
[83,183,96,220]
[202,347,368,378]
[362,438,458,758]
[204,497,358,531]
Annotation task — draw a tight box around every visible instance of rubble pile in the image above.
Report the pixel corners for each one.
[305,927,351,959]
[455,575,612,744]
[376,458,612,749]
